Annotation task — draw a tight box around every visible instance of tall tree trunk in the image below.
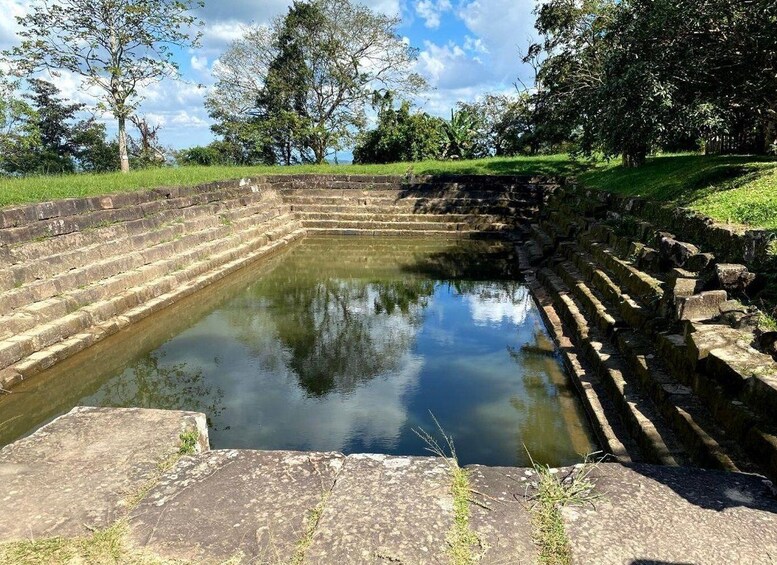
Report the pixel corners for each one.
[118,114,130,173]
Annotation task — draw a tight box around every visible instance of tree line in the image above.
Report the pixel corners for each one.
[1,0,775,175]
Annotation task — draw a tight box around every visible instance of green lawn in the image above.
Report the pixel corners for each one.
[579,153,777,230]
[2,152,776,231]
[0,155,582,208]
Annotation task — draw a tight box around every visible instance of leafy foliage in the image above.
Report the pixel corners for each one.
[0,78,118,175]
[5,0,203,172]
[207,0,426,164]
[353,93,446,163]
[529,0,777,166]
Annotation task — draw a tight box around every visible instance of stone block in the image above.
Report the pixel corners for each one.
[716,263,757,294]
[686,252,715,272]
[659,235,699,268]
[130,450,344,563]
[305,454,454,564]
[0,407,208,540]
[563,463,777,564]
[675,290,728,321]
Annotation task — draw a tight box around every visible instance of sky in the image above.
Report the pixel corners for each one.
[0,0,539,150]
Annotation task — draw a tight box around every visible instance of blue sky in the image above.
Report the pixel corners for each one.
[0,0,539,150]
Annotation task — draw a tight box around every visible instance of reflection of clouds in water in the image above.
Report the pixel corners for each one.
[191,281,428,452]
[466,285,532,327]
[285,353,423,451]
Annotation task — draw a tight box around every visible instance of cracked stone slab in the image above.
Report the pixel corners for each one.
[0,406,207,540]
[466,465,538,564]
[304,453,454,564]
[562,463,777,564]
[129,449,344,563]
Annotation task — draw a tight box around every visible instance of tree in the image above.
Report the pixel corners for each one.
[443,108,480,159]
[129,114,166,167]
[457,93,536,157]
[353,92,446,164]
[6,0,203,173]
[0,72,39,174]
[208,0,426,164]
[1,78,118,174]
[529,0,777,165]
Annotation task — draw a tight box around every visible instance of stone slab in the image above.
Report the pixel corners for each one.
[562,463,777,564]
[0,406,207,540]
[466,465,538,564]
[304,453,454,564]
[130,449,344,563]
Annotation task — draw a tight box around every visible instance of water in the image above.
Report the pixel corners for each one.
[0,237,596,467]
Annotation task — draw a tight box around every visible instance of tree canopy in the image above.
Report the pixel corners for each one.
[5,0,203,172]
[529,0,777,166]
[207,0,426,164]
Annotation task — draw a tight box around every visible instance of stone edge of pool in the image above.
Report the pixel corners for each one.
[1,406,775,564]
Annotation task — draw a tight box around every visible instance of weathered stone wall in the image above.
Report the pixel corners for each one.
[523,186,777,483]
[0,178,304,391]
[0,174,553,392]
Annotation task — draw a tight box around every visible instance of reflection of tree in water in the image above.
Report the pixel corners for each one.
[84,350,225,427]
[223,267,436,396]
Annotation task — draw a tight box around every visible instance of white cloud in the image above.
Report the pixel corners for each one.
[190,55,208,72]
[416,40,494,90]
[457,0,537,82]
[414,0,451,28]
[466,285,532,327]
[0,0,25,46]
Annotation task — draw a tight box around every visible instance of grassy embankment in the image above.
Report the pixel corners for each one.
[1,152,776,230]
[0,155,579,208]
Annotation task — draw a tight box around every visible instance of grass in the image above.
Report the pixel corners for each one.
[0,155,582,208]
[290,494,329,565]
[579,153,777,230]
[414,416,480,565]
[178,430,199,456]
[3,151,776,230]
[526,452,601,565]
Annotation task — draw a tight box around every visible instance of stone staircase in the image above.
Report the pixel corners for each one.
[278,175,551,238]
[0,182,305,391]
[524,188,777,483]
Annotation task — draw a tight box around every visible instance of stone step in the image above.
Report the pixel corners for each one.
[615,331,754,474]
[0,215,301,375]
[539,267,689,466]
[555,259,625,336]
[294,211,510,226]
[1,191,280,283]
[530,281,643,462]
[584,240,666,308]
[0,204,288,322]
[566,247,658,332]
[1,187,278,251]
[554,254,757,475]
[279,189,539,203]
[303,227,509,239]
[0,406,208,540]
[302,219,497,232]
[286,202,534,216]
[0,227,305,388]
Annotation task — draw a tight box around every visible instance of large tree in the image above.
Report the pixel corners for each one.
[208,0,426,164]
[529,0,777,165]
[5,0,203,173]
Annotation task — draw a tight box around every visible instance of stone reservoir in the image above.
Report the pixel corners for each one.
[1,174,776,563]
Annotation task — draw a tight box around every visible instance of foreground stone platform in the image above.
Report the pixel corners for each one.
[1,407,776,564]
